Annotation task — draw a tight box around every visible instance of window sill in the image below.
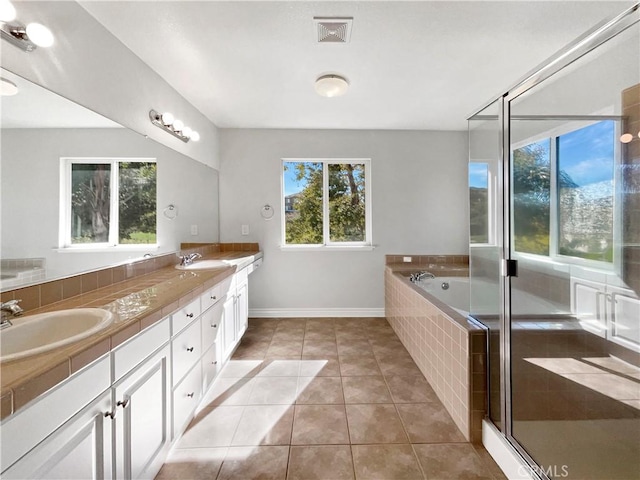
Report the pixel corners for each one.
[55,245,160,254]
[280,245,376,252]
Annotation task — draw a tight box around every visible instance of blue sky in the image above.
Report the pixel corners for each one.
[558,120,614,186]
[469,120,614,189]
[283,162,306,196]
[469,163,488,188]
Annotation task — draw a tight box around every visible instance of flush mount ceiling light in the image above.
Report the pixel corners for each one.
[0,1,54,52]
[149,109,199,143]
[315,74,349,98]
[0,77,18,96]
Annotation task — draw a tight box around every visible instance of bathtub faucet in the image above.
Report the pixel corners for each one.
[410,271,435,283]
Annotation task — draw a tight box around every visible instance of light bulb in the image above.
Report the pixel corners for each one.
[161,112,174,126]
[638,130,640,139]
[0,77,18,96]
[173,119,184,132]
[620,133,633,144]
[182,126,193,138]
[0,0,16,22]
[190,131,200,142]
[25,23,54,48]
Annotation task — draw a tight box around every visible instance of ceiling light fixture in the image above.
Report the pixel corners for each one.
[0,1,55,52]
[0,77,18,96]
[149,109,199,143]
[315,74,349,98]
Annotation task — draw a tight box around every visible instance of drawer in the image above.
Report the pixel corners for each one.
[172,363,202,437]
[201,284,223,312]
[172,298,201,335]
[113,317,170,381]
[252,257,263,272]
[172,320,202,385]
[201,343,221,393]
[201,302,223,351]
[1,355,111,471]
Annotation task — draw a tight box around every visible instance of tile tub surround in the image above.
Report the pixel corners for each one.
[156,317,505,480]
[385,266,487,443]
[0,249,262,420]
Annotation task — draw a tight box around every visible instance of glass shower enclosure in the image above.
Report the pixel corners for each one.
[469,4,640,479]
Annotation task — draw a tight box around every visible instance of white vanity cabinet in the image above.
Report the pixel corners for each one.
[113,344,171,480]
[1,385,112,480]
[220,265,251,360]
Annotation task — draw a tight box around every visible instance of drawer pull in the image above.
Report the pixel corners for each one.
[104,410,116,419]
[212,324,218,328]
[187,392,194,398]
[117,399,129,409]
[186,347,194,352]
[212,361,218,365]
[211,295,217,300]
[186,313,194,318]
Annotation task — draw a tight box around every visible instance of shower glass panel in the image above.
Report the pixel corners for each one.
[508,19,640,480]
[468,99,503,429]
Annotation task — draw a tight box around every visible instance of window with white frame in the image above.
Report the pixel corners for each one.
[60,158,157,248]
[512,120,616,264]
[282,159,372,247]
[469,162,495,245]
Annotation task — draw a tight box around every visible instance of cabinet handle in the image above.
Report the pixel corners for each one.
[186,313,194,318]
[104,410,116,419]
[212,361,218,365]
[211,295,217,300]
[117,399,129,409]
[212,324,217,328]
[187,392,194,398]
[186,347,194,352]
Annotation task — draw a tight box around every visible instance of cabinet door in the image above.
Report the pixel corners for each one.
[222,295,236,360]
[608,285,640,352]
[571,278,607,337]
[236,282,249,339]
[114,344,170,480]
[2,391,112,480]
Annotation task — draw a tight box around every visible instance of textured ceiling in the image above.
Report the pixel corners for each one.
[81,1,632,131]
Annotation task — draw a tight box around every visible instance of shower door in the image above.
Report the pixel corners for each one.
[505,13,640,480]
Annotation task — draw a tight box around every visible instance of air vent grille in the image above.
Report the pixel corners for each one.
[314,17,353,43]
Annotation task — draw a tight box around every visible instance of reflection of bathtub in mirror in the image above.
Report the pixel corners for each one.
[0,69,220,291]
[0,258,46,289]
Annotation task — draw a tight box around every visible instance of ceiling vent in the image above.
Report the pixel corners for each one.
[314,17,353,43]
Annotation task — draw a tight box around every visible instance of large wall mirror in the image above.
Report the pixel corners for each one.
[1,68,220,291]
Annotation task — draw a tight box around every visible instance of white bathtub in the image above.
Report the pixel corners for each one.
[414,276,470,314]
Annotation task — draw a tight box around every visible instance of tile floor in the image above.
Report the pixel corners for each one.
[156,318,506,480]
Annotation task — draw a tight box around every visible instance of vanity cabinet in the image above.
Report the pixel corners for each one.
[0,257,260,479]
[113,344,171,480]
[1,390,112,480]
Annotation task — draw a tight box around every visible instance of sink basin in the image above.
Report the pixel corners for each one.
[0,308,114,363]
[175,259,228,270]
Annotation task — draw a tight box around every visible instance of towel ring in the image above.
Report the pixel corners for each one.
[260,204,274,220]
[163,204,178,220]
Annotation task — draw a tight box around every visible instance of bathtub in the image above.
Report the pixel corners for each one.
[413,276,470,315]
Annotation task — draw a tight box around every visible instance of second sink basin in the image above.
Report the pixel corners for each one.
[175,259,228,270]
[0,308,114,363]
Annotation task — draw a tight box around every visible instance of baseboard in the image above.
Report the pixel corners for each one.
[248,308,386,318]
[482,419,537,480]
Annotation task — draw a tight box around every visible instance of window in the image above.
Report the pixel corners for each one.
[469,162,490,244]
[512,120,615,264]
[61,158,157,248]
[282,159,371,247]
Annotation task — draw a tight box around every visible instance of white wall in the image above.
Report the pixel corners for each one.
[219,129,468,316]
[1,1,219,169]
[1,128,219,281]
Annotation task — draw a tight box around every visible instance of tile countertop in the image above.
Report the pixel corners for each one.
[0,251,262,420]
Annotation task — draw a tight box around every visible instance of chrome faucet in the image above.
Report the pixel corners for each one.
[179,253,202,266]
[1,299,23,328]
[410,271,435,283]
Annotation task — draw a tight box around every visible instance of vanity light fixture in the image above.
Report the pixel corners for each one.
[149,109,199,143]
[315,74,349,98]
[0,0,55,52]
